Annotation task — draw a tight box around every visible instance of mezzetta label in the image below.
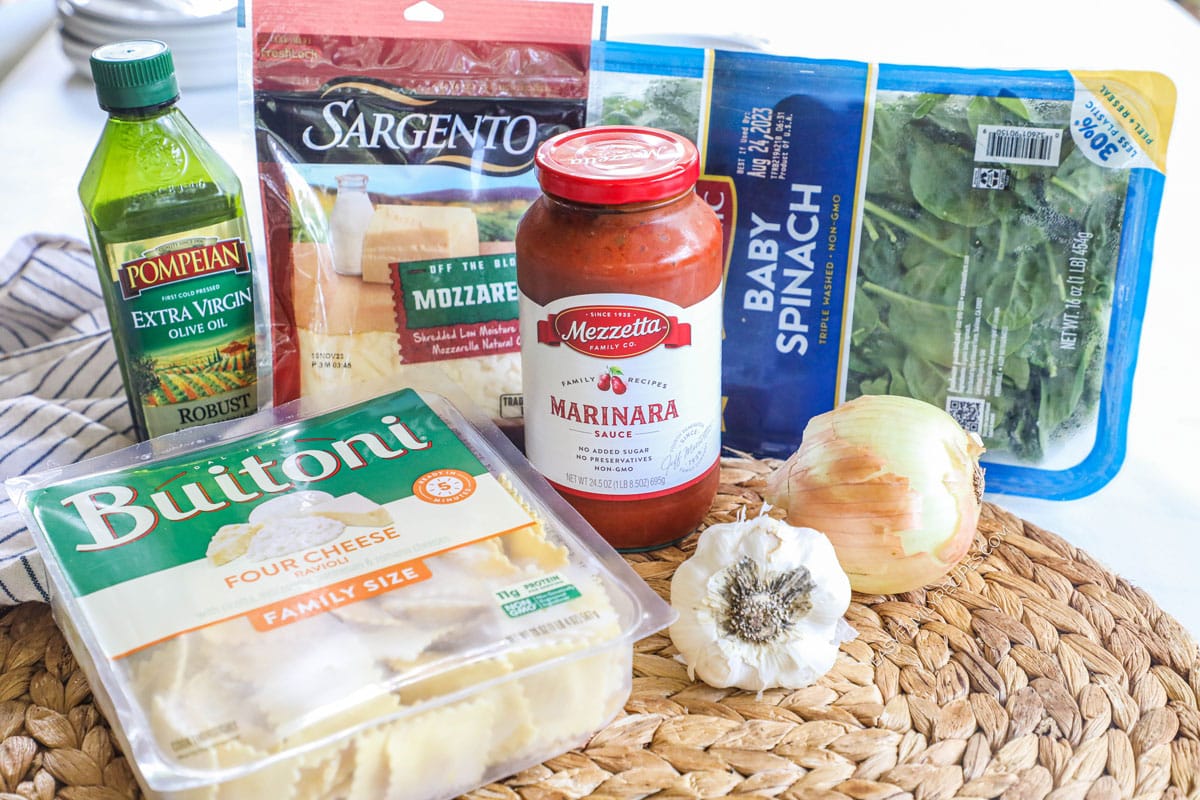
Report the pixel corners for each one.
[535,305,692,358]
[520,290,721,501]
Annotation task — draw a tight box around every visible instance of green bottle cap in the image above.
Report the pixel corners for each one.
[89,40,179,112]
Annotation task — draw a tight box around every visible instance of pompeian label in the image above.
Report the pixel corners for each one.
[118,237,250,299]
[535,305,692,358]
[105,219,258,438]
[256,78,584,175]
[391,254,520,363]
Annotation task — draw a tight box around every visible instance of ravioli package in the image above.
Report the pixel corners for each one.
[5,383,672,799]
[243,0,596,425]
[588,41,1175,497]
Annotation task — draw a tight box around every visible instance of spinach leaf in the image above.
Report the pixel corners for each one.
[909,137,998,227]
[849,90,1128,464]
[861,281,957,367]
[599,78,703,140]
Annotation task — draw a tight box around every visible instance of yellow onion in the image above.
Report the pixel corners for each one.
[763,395,985,595]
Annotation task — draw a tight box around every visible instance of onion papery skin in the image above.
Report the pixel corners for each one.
[763,395,984,595]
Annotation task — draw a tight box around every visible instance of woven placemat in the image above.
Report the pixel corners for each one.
[1,456,1198,799]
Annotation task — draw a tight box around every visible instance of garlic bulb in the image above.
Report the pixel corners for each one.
[669,513,853,693]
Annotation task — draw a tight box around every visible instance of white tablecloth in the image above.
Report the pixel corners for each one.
[0,235,133,601]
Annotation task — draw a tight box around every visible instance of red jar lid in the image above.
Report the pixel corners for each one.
[534,126,700,206]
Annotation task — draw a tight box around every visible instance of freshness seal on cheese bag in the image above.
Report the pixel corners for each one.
[5,379,673,800]
[587,40,1176,498]
[244,0,596,426]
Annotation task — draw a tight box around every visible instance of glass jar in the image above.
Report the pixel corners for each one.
[516,126,723,551]
[329,173,374,276]
[79,40,259,441]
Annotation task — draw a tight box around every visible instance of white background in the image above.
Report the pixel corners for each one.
[0,0,1197,635]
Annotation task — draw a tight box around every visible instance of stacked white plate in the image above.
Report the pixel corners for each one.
[58,0,236,90]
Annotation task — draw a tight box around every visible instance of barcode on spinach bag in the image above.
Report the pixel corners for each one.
[588,42,1175,498]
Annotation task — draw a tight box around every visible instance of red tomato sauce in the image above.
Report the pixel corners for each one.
[517,127,723,550]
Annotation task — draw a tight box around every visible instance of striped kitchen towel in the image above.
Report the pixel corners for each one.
[0,235,135,603]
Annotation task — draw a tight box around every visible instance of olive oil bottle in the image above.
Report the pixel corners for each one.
[79,40,259,441]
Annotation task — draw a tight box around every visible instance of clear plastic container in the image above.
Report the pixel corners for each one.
[5,382,675,800]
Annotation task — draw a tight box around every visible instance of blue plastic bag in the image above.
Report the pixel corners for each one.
[588,41,1175,499]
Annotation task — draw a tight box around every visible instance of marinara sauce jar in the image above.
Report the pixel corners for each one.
[517,126,723,551]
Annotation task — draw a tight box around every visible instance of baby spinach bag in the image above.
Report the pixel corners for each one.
[588,42,1175,498]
